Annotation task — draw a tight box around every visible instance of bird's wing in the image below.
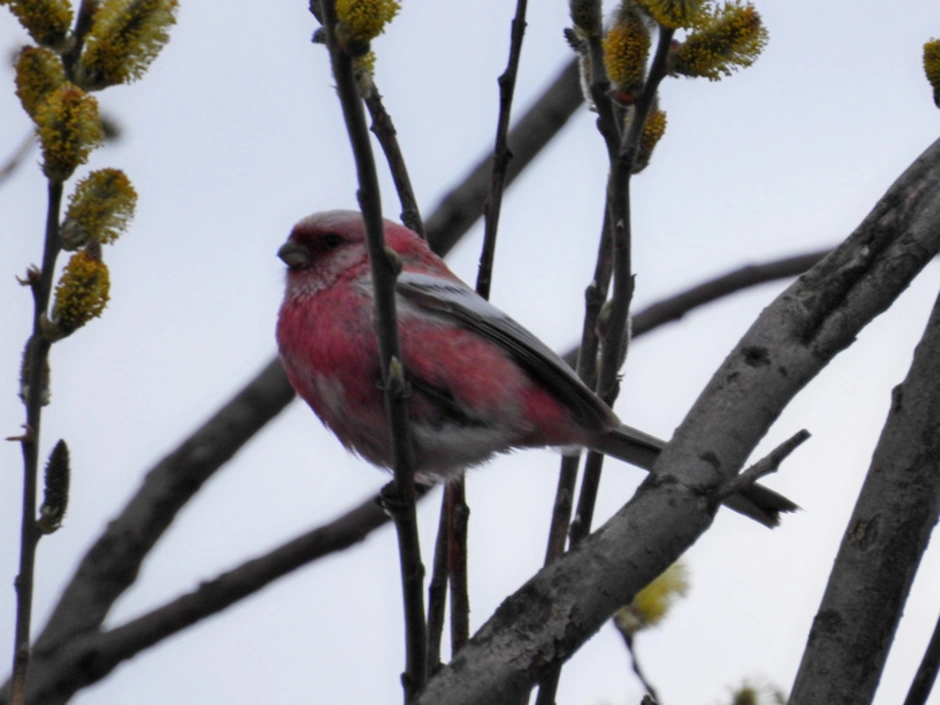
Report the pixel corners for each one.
[397,271,618,431]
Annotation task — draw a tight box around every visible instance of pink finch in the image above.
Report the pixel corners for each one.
[276,210,797,527]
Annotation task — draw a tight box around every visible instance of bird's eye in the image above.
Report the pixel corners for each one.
[322,234,344,249]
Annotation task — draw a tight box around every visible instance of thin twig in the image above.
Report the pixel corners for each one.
[543,455,579,563]
[477,0,528,300]
[596,26,675,403]
[426,491,450,675]
[436,0,530,665]
[446,481,470,655]
[539,26,674,705]
[717,430,810,502]
[569,26,677,544]
[8,10,103,697]
[364,85,425,238]
[584,30,620,157]
[619,633,660,704]
[543,212,616,560]
[632,250,831,335]
[568,450,605,546]
[904,608,940,705]
[320,3,426,698]
[60,0,97,75]
[536,48,619,705]
[10,180,63,705]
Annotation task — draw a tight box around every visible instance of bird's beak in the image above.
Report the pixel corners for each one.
[278,241,310,270]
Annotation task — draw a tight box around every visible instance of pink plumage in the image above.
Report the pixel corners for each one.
[276,210,797,526]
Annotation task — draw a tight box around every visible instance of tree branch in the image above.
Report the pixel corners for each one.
[10,180,63,705]
[789,288,940,704]
[415,138,940,705]
[365,84,425,238]
[4,244,843,704]
[319,2,426,697]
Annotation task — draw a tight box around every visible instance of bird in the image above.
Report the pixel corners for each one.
[275,210,798,527]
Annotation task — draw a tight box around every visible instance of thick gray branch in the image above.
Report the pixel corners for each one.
[788,293,940,704]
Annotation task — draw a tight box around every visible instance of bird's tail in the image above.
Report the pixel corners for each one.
[590,425,799,528]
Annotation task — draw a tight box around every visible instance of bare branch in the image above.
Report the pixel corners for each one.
[11,180,64,705]
[476,0,528,300]
[789,288,940,704]
[415,139,940,705]
[319,2,426,696]
[717,429,810,502]
[365,85,425,238]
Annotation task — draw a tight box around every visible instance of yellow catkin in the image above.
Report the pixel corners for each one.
[636,0,702,30]
[35,86,104,182]
[52,251,111,333]
[335,0,400,42]
[62,169,138,248]
[14,46,67,119]
[923,39,940,107]
[76,0,179,89]
[614,562,689,634]
[671,2,767,81]
[603,10,651,94]
[0,0,73,48]
[634,108,667,173]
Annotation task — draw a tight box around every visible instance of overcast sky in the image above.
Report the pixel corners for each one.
[2,2,939,704]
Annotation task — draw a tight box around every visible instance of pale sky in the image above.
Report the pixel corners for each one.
[1,3,939,705]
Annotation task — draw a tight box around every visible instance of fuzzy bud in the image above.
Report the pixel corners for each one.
[613,562,689,636]
[633,108,667,173]
[569,0,601,37]
[924,38,940,108]
[0,0,72,49]
[603,5,652,96]
[35,86,104,182]
[74,0,179,90]
[49,250,111,338]
[635,0,702,30]
[384,244,402,275]
[14,46,67,120]
[335,0,400,55]
[669,2,767,81]
[61,169,138,250]
[37,440,70,534]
